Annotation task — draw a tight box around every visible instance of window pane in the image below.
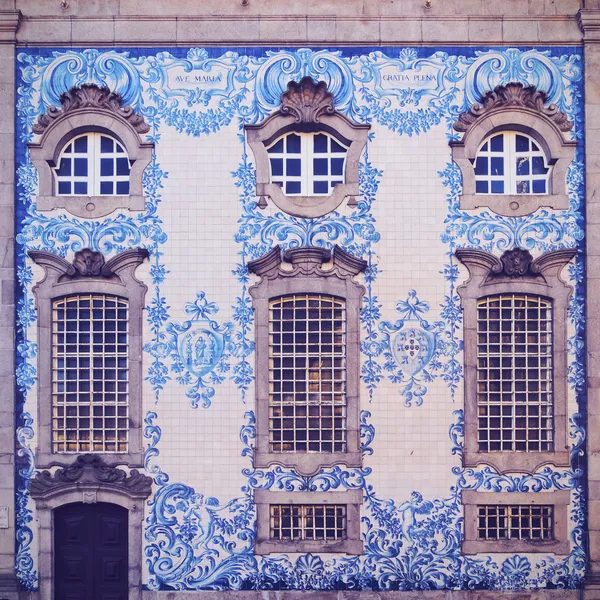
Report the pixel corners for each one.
[58,181,71,195]
[56,158,71,177]
[516,157,530,176]
[516,134,530,152]
[116,158,130,176]
[268,139,284,154]
[287,158,301,177]
[313,180,328,194]
[532,156,547,175]
[287,134,301,154]
[476,180,488,194]
[74,158,88,177]
[532,179,547,194]
[286,181,301,194]
[331,139,346,153]
[475,157,488,175]
[314,158,328,176]
[100,181,114,195]
[270,158,283,176]
[490,134,503,152]
[490,157,504,176]
[331,158,344,176]
[100,135,114,153]
[74,181,87,194]
[314,133,328,153]
[491,180,504,194]
[116,181,129,195]
[73,136,88,153]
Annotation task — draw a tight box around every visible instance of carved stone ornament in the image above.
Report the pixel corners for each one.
[29,454,153,500]
[280,76,336,124]
[248,244,368,280]
[493,248,535,277]
[453,82,573,133]
[73,248,105,276]
[29,247,149,281]
[32,83,150,135]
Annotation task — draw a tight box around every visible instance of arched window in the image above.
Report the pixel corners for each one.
[245,77,369,218]
[450,83,576,216]
[267,132,348,196]
[474,132,551,196]
[55,133,132,197]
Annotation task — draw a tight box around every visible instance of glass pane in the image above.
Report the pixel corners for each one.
[270,158,283,176]
[475,157,487,175]
[101,158,114,177]
[287,158,301,177]
[476,180,488,194]
[481,141,489,152]
[313,134,328,153]
[116,158,130,176]
[74,158,88,177]
[490,157,504,176]
[490,135,503,152]
[74,181,87,194]
[286,181,301,194]
[100,136,114,153]
[116,142,125,154]
[516,134,529,153]
[100,181,113,195]
[56,158,71,177]
[287,134,301,154]
[331,158,344,176]
[313,158,328,176]
[532,179,546,193]
[313,181,328,194]
[116,181,129,195]
[74,136,88,153]
[491,180,504,194]
[532,141,540,152]
[516,157,530,176]
[58,181,71,194]
[268,139,284,154]
[331,139,346,153]
[532,156,547,175]
[516,180,530,194]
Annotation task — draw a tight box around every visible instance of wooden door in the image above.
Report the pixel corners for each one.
[54,502,128,600]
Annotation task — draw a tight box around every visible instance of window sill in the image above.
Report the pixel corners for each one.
[459,193,569,217]
[462,539,569,555]
[254,451,362,477]
[36,451,144,470]
[36,194,146,219]
[463,450,570,473]
[255,538,363,555]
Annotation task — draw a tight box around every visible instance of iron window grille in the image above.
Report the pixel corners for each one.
[270,504,347,541]
[477,504,553,541]
[52,294,129,453]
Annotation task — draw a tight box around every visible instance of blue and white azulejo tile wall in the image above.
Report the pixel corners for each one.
[13,45,586,592]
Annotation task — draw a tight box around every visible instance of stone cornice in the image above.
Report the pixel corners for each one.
[578,9,600,41]
[0,10,21,43]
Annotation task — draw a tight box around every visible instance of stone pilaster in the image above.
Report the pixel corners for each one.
[0,7,20,600]
[580,8,600,600]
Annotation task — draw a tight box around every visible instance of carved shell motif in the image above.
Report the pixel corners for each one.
[453,82,573,133]
[491,248,536,278]
[32,83,150,135]
[280,77,336,124]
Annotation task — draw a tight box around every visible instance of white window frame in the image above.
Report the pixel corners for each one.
[266,131,347,197]
[54,132,131,197]
[474,131,551,196]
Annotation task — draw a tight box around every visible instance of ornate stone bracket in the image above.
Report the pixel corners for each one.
[28,83,154,219]
[30,454,153,501]
[245,77,370,218]
[248,244,368,282]
[450,82,577,217]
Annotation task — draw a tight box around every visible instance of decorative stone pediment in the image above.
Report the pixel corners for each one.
[29,247,149,283]
[33,83,150,135]
[248,245,367,281]
[456,246,576,284]
[29,454,153,501]
[453,82,573,133]
[280,76,335,124]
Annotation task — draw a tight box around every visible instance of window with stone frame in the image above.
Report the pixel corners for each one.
[451,82,576,217]
[248,245,366,476]
[254,489,363,555]
[29,247,148,468]
[455,246,575,474]
[245,77,370,218]
[462,490,570,555]
[28,84,153,219]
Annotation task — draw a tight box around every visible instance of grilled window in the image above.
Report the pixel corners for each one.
[269,294,346,453]
[476,294,553,452]
[270,504,347,541]
[52,294,129,453]
[477,504,553,541]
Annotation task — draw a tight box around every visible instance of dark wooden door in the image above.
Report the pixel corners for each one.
[54,502,128,600]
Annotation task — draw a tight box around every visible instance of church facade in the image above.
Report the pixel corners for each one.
[1,1,600,598]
